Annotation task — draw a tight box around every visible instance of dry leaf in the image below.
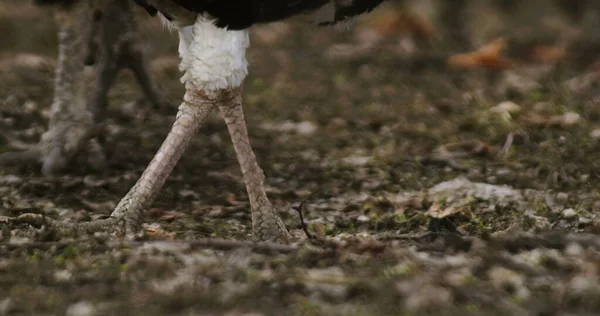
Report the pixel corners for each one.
[314,223,327,239]
[426,203,462,219]
[149,208,167,217]
[144,224,176,240]
[159,211,186,222]
[448,38,515,70]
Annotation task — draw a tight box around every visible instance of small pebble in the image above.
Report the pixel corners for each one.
[404,284,453,311]
[556,192,569,201]
[23,100,38,113]
[54,270,73,283]
[2,117,15,126]
[558,136,567,144]
[569,275,598,296]
[296,121,318,135]
[356,215,370,223]
[560,112,581,126]
[496,168,512,176]
[579,217,592,224]
[178,189,199,199]
[66,301,95,316]
[342,155,371,166]
[0,175,23,185]
[533,102,549,112]
[561,208,578,219]
[0,298,13,315]
[565,243,584,256]
[491,101,521,114]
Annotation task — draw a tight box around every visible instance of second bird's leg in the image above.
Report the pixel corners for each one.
[91,0,165,120]
[0,1,97,174]
[217,88,291,242]
[39,1,96,174]
[0,0,163,174]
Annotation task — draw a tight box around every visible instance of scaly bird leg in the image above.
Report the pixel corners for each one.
[217,88,291,242]
[11,88,214,236]
[110,88,215,236]
[10,12,291,242]
[15,87,289,240]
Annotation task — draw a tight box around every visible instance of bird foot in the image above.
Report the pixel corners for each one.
[251,202,293,243]
[9,202,291,244]
[7,213,124,241]
[0,135,106,175]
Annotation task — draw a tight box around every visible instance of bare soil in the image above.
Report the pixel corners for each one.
[1,1,600,315]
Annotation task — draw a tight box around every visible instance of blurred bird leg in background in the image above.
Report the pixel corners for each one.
[0,0,165,174]
[89,0,166,121]
[0,1,96,175]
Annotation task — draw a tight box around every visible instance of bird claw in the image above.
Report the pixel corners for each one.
[251,203,293,243]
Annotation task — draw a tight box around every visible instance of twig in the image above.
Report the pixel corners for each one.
[292,192,319,240]
[377,231,436,241]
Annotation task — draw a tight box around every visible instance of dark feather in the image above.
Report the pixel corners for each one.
[167,0,328,29]
[328,0,385,25]
[33,0,78,6]
[133,0,158,16]
[133,0,385,30]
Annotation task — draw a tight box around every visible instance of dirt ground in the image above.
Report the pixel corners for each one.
[2,1,600,315]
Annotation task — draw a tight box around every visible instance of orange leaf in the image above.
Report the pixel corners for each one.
[426,203,462,219]
[144,226,176,240]
[448,38,515,70]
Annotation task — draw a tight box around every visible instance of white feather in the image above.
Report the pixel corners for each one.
[175,15,250,92]
[177,26,194,59]
[157,13,196,60]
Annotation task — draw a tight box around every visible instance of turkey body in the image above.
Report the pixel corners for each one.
[111,0,390,241]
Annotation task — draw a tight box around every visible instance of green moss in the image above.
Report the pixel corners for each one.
[382,263,413,278]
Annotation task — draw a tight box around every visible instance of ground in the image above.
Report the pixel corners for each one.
[1,1,600,315]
